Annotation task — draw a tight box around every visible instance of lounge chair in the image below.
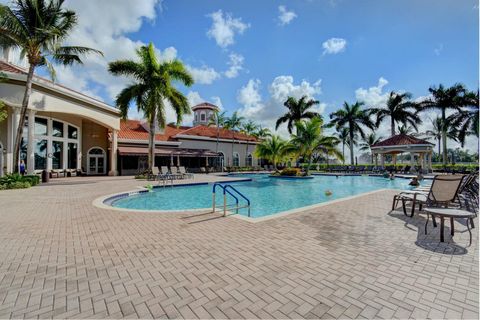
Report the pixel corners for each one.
[170,167,183,179]
[150,167,160,180]
[392,174,465,217]
[200,167,207,174]
[179,166,194,179]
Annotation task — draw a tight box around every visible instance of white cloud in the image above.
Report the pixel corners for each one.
[211,96,223,110]
[237,76,324,137]
[206,10,250,48]
[224,53,245,78]
[434,43,443,56]
[187,65,221,84]
[355,77,389,107]
[278,5,297,26]
[322,37,347,55]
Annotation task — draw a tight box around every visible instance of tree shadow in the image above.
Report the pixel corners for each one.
[388,208,470,255]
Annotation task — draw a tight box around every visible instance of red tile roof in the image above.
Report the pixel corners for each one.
[0,60,24,74]
[176,125,257,142]
[372,134,433,147]
[191,102,219,111]
[119,119,187,141]
[119,120,257,143]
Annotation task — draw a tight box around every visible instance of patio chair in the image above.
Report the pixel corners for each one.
[150,167,160,180]
[392,174,465,218]
[170,166,183,179]
[179,166,194,179]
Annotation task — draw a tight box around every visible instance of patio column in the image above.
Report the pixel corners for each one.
[428,151,433,172]
[176,155,180,167]
[419,153,424,170]
[108,129,118,176]
[392,154,397,165]
[410,152,414,166]
[380,154,385,166]
[170,154,174,166]
[26,109,36,174]
[374,152,378,166]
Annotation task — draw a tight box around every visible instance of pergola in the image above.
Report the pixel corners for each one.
[370,134,434,172]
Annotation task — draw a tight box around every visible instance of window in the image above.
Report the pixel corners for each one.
[246,154,253,166]
[68,125,78,139]
[52,141,63,169]
[34,117,48,136]
[67,143,77,169]
[52,121,64,137]
[233,153,240,167]
[200,113,206,121]
[194,114,198,122]
[34,139,47,169]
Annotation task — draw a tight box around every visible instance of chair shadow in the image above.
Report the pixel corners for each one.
[388,206,470,255]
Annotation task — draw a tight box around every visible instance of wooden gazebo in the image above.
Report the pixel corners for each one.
[370,134,434,172]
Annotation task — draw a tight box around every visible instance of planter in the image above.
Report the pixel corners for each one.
[269,175,314,179]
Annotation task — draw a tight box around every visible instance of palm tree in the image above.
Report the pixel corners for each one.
[418,83,469,164]
[447,90,479,147]
[224,111,244,166]
[336,127,352,164]
[255,135,293,170]
[0,0,102,172]
[275,95,321,134]
[397,124,417,135]
[291,117,342,175]
[425,117,458,156]
[109,43,193,172]
[369,91,421,136]
[240,120,258,166]
[359,133,382,164]
[329,101,375,165]
[253,127,272,140]
[208,110,228,166]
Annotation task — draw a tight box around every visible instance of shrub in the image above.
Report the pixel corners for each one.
[0,173,36,190]
[7,181,30,189]
[280,168,301,176]
[22,175,40,186]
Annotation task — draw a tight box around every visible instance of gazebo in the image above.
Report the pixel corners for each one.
[371,134,434,172]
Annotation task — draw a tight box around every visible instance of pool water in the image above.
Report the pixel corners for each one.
[110,174,420,218]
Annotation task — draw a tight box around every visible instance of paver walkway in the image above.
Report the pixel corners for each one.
[0,176,478,319]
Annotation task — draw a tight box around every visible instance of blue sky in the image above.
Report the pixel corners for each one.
[38,0,479,151]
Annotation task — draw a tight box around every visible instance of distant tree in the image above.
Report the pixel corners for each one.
[425,117,458,156]
[224,112,244,166]
[0,0,103,172]
[276,95,321,134]
[240,120,259,166]
[336,127,354,164]
[418,83,469,164]
[369,91,421,136]
[208,110,228,163]
[448,90,479,147]
[359,133,382,164]
[329,101,375,165]
[253,127,272,140]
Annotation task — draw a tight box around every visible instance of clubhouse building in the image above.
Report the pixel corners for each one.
[0,56,258,176]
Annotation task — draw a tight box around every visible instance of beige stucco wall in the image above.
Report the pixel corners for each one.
[81,120,109,171]
[177,138,258,167]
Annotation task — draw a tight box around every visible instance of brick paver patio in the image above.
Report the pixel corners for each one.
[0,175,478,319]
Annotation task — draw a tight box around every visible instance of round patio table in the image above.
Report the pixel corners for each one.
[424,208,476,245]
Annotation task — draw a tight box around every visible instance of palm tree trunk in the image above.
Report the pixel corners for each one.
[13,63,36,173]
[441,108,448,165]
[342,142,345,164]
[391,118,395,136]
[438,137,441,158]
[306,155,312,175]
[148,111,156,172]
[349,132,354,165]
[215,126,219,167]
[231,137,235,166]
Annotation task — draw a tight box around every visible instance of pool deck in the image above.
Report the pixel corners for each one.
[0,175,478,319]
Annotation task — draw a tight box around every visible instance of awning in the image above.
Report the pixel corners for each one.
[118,146,220,157]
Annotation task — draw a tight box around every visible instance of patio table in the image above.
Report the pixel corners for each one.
[424,208,476,245]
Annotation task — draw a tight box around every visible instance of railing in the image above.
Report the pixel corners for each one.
[212,183,251,217]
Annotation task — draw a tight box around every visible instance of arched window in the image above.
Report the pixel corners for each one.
[233,152,240,167]
[246,153,253,166]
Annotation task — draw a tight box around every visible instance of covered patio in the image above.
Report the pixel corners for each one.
[371,134,434,172]
[118,146,221,175]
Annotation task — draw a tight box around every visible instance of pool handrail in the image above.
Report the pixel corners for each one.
[212,183,251,217]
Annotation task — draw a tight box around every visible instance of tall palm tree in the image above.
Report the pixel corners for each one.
[425,117,458,156]
[418,83,469,164]
[359,133,382,164]
[224,111,244,166]
[397,124,417,135]
[291,117,342,175]
[336,127,352,164]
[208,110,228,166]
[447,90,479,147]
[329,101,375,165]
[253,127,272,140]
[255,135,293,170]
[240,120,258,166]
[109,43,193,172]
[369,91,421,136]
[275,95,321,134]
[0,0,102,172]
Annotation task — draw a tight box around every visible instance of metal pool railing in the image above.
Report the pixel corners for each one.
[212,183,251,217]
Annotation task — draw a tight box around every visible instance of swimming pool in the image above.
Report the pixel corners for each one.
[109,174,420,218]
